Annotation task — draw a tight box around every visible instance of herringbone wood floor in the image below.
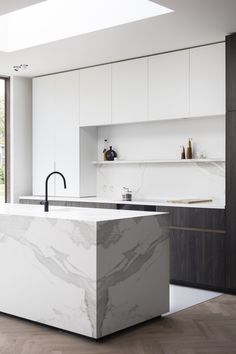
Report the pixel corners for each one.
[0,295,235,354]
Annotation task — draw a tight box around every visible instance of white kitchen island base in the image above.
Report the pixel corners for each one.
[0,204,169,339]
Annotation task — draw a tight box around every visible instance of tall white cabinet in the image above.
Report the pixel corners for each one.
[33,75,56,196]
[33,71,80,197]
[112,58,148,124]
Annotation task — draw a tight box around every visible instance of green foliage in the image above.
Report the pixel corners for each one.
[0,95,4,145]
[0,165,4,184]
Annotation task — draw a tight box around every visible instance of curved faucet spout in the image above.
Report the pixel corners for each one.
[43,171,67,212]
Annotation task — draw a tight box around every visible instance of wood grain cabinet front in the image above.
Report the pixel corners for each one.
[169,229,225,289]
[157,206,226,290]
[156,206,225,230]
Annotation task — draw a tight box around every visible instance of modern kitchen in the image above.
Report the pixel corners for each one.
[0,0,236,353]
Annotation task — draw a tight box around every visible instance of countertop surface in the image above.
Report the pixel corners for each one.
[0,203,166,222]
[19,195,225,209]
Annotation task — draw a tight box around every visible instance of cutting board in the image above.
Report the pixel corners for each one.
[166,198,213,204]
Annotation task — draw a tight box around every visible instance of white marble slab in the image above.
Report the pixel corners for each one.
[0,203,164,221]
[0,204,169,338]
[96,162,225,205]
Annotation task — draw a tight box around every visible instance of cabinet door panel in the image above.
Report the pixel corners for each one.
[53,71,80,197]
[170,229,225,288]
[112,58,148,124]
[156,206,225,231]
[190,43,225,117]
[149,50,189,120]
[80,65,111,126]
[33,71,80,197]
[32,76,55,196]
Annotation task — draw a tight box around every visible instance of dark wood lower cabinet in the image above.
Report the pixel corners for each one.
[170,228,225,289]
[156,206,225,230]
[156,206,226,291]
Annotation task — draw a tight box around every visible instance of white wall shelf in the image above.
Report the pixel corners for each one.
[92,158,225,165]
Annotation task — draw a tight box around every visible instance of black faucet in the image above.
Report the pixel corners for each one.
[41,171,67,212]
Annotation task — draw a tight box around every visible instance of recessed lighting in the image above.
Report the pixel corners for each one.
[0,0,173,52]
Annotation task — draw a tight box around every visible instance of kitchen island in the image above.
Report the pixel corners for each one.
[0,204,169,339]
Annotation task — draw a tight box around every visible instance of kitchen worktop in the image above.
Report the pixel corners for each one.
[0,203,169,338]
[0,203,163,222]
[19,195,225,209]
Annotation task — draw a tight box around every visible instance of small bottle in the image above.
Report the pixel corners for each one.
[126,189,132,201]
[181,146,186,160]
[122,187,132,201]
[103,139,108,161]
[122,187,128,201]
[105,146,117,161]
[186,138,193,159]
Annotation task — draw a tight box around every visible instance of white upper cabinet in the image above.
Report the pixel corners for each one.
[112,58,148,124]
[33,71,80,197]
[189,43,225,117]
[79,65,112,126]
[148,50,190,120]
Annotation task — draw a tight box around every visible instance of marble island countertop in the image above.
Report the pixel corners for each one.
[19,195,225,209]
[0,203,165,222]
[0,202,169,338]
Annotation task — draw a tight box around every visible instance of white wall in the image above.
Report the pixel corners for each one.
[97,116,225,202]
[11,77,32,202]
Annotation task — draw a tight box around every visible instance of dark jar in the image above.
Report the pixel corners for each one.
[105,146,117,161]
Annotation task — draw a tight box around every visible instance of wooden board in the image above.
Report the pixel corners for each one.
[166,198,213,204]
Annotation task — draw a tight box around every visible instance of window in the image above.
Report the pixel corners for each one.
[0,77,9,203]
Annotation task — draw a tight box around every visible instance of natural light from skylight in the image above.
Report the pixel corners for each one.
[0,0,173,52]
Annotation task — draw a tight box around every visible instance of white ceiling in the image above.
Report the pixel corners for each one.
[0,0,236,78]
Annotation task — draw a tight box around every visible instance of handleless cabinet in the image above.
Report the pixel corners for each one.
[53,72,80,197]
[190,43,225,117]
[170,229,225,288]
[112,58,148,124]
[33,71,80,197]
[148,50,190,120]
[33,75,56,196]
[79,65,112,127]
[157,206,226,290]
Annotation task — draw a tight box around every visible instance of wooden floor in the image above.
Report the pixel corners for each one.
[0,295,236,354]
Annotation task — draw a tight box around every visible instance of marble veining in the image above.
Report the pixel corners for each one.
[97,216,169,337]
[96,161,225,203]
[0,204,169,338]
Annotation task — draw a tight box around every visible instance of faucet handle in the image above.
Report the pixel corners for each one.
[40,200,49,212]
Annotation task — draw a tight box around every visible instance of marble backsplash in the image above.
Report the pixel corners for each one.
[96,161,225,202]
[96,116,225,202]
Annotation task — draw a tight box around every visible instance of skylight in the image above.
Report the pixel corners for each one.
[0,0,173,52]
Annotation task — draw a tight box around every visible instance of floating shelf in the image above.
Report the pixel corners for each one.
[92,158,225,165]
